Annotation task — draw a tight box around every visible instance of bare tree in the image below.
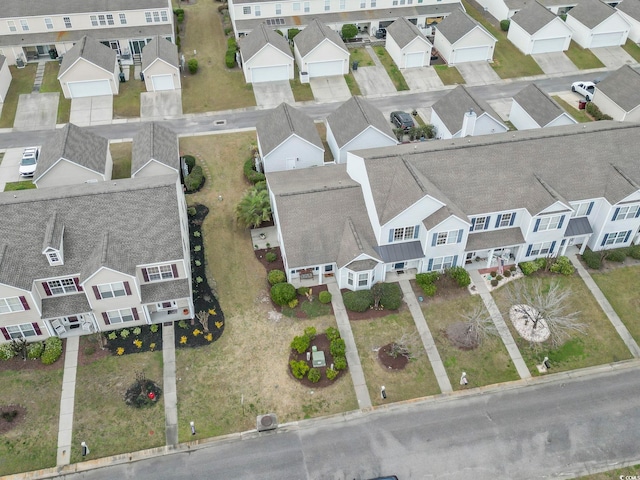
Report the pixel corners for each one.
[507,279,586,348]
[196,310,210,332]
[446,305,497,350]
[389,330,422,359]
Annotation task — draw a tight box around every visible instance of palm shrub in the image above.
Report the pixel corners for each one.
[236,183,272,228]
[271,282,296,306]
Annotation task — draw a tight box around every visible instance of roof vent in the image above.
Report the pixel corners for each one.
[256,413,278,432]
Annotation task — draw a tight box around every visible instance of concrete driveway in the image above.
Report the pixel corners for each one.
[487,98,513,122]
[532,52,578,75]
[14,93,59,130]
[69,95,113,126]
[590,46,637,69]
[352,66,396,95]
[455,61,501,86]
[402,67,444,92]
[252,80,294,109]
[0,148,26,191]
[309,76,351,102]
[140,90,183,119]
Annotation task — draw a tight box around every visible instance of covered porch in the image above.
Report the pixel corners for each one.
[560,217,593,255]
[465,227,525,271]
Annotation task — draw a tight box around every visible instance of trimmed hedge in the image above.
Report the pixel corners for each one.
[519,261,540,276]
[243,158,266,184]
[27,341,45,360]
[342,290,373,312]
[375,283,403,310]
[0,343,15,360]
[318,291,332,304]
[500,19,510,31]
[225,37,237,68]
[330,338,346,357]
[41,337,63,365]
[586,102,613,121]
[187,58,198,74]
[183,155,196,173]
[325,326,341,341]
[549,256,575,275]
[184,165,204,192]
[265,251,277,262]
[629,245,640,260]
[307,368,321,383]
[271,282,296,306]
[268,269,286,285]
[416,272,439,296]
[605,248,627,262]
[582,249,602,269]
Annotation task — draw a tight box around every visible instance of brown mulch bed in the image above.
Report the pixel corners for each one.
[288,333,347,388]
[0,405,27,434]
[377,343,409,370]
[444,322,479,351]
[0,343,66,373]
[255,247,285,273]
[338,288,404,321]
[409,275,470,303]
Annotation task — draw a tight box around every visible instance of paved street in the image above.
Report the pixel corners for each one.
[58,364,640,480]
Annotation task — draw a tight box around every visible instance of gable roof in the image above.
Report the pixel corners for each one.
[325,96,396,149]
[617,0,640,21]
[240,23,293,61]
[142,36,179,72]
[0,0,168,18]
[436,8,496,44]
[596,65,640,111]
[511,1,563,34]
[0,175,185,291]
[0,55,5,70]
[294,19,348,57]
[513,83,569,126]
[568,0,618,28]
[257,103,323,156]
[59,36,116,76]
[386,17,430,48]
[34,124,109,182]
[432,85,504,135]
[131,122,180,175]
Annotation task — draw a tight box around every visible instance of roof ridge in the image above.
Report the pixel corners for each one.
[611,164,640,189]
[354,97,372,125]
[283,104,295,134]
[402,158,427,193]
[346,217,364,252]
[534,174,567,203]
[279,184,357,196]
[100,231,110,265]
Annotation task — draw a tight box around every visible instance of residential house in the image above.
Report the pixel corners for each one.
[433,9,497,65]
[566,0,631,48]
[33,123,112,188]
[131,122,180,178]
[256,102,324,172]
[385,17,433,68]
[476,0,619,22]
[240,23,294,83]
[509,83,577,129]
[57,36,119,98]
[0,55,10,103]
[592,65,640,121]
[507,1,573,54]
[430,85,508,139]
[267,122,640,290]
[325,96,397,164]
[141,36,181,91]
[0,175,193,345]
[617,0,640,42]
[0,0,174,66]
[293,19,349,77]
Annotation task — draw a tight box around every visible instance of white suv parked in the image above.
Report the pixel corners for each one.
[19,147,39,177]
[571,81,596,101]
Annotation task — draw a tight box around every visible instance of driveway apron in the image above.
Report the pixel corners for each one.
[309,76,351,102]
[14,92,59,130]
[402,67,444,92]
[590,47,637,69]
[140,91,183,119]
[532,52,579,75]
[455,61,501,86]
[0,148,24,191]
[252,80,295,109]
[351,46,397,96]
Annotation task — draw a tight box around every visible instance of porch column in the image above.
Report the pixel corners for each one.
[485,249,495,269]
[579,236,589,255]
[560,240,568,256]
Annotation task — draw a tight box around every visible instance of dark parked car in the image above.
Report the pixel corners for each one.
[390,111,414,130]
[375,28,387,39]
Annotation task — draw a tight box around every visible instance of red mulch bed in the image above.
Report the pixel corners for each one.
[377,343,409,370]
[288,333,347,388]
[0,405,27,435]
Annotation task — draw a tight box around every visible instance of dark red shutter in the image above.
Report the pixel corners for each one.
[124,282,131,295]
[0,327,9,341]
[102,312,110,325]
[32,323,42,335]
[43,282,52,296]
[92,286,101,300]
[171,264,178,278]
[74,278,83,292]
[19,296,30,310]
[132,308,139,321]
[142,268,149,282]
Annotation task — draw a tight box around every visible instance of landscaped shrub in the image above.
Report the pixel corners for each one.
[326,368,338,380]
[491,279,499,287]
[629,245,640,260]
[176,36,181,51]
[582,249,602,269]
[377,283,403,310]
[519,261,540,276]
[265,251,277,263]
[605,248,627,262]
[185,165,204,192]
[342,290,373,312]
[422,124,437,139]
[271,282,297,306]
[318,291,332,304]
[187,58,198,74]
[183,155,196,173]
[267,269,286,285]
[307,368,321,383]
[333,356,347,370]
[416,272,439,291]
[504,270,512,277]
[291,335,311,354]
[325,326,341,341]
[288,298,299,308]
[550,256,575,275]
[304,326,316,340]
[586,102,613,121]
[243,158,266,184]
[0,343,15,360]
[341,24,358,40]
[446,266,471,287]
[496,275,503,281]
[225,37,237,68]
[290,359,310,379]
[500,19,510,31]
[330,338,346,357]
[41,337,63,365]
[27,341,45,360]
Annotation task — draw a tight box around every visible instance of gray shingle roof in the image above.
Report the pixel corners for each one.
[466,228,525,250]
[618,0,640,21]
[513,83,568,126]
[294,19,348,57]
[34,124,109,182]
[59,36,116,76]
[510,1,559,34]
[325,96,396,149]
[596,65,640,112]
[436,8,494,44]
[257,103,323,156]
[140,278,191,303]
[0,0,168,18]
[0,175,185,291]
[568,0,617,28]
[0,55,5,70]
[432,85,503,136]
[43,211,65,252]
[131,122,180,175]
[142,36,179,72]
[42,294,92,319]
[386,17,429,49]
[240,23,293,62]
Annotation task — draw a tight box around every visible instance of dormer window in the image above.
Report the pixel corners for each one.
[48,251,60,264]
[43,212,64,265]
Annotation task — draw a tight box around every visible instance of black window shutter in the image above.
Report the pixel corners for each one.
[132,308,139,321]
[74,278,83,292]
[142,268,149,282]
[0,327,9,341]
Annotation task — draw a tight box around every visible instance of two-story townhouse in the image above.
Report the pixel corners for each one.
[0,175,193,345]
[228,0,462,39]
[0,0,174,66]
[267,122,640,291]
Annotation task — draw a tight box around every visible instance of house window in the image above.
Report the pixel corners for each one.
[7,21,16,32]
[91,15,98,26]
[119,13,127,24]
[471,216,488,231]
[145,264,176,282]
[276,4,282,14]
[255,6,261,16]
[153,11,161,22]
[156,301,177,310]
[392,0,398,4]
[107,309,135,324]
[393,226,415,241]
[324,265,333,272]
[436,230,460,245]
[371,0,376,6]
[400,0,406,5]
[0,297,24,314]
[325,0,331,11]
[46,278,79,295]
[604,231,629,245]
[99,14,107,26]
[243,6,251,14]
[145,12,153,23]
[431,255,455,271]
[499,213,514,227]
[293,3,301,10]
[5,323,37,339]
[358,273,368,287]
[536,215,562,231]
[106,14,115,25]
[64,17,72,28]
[45,18,54,30]
[347,272,354,286]
[161,11,169,22]
[572,202,592,217]
[48,252,60,264]
[304,2,311,12]
[98,282,127,299]
[530,242,553,256]
[360,0,366,7]
[613,205,639,221]
[20,20,29,31]
[340,0,346,9]
[408,0,413,4]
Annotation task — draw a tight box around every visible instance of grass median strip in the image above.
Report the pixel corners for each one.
[0,64,37,128]
[622,39,640,63]
[39,62,71,124]
[113,67,144,118]
[110,142,132,179]
[374,46,409,91]
[434,65,465,85]
[553,96,592,123]
[564,41,605,69]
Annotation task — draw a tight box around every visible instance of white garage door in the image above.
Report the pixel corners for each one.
[68,79,111,98]
[250,65,289,83]
[404,52,425,68]
[531,37,567,54]
[591,32,624,48]
[454,46,490,64]
[307,60,344,77]
[151,74,174,91]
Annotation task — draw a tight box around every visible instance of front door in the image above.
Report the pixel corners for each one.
[394,262,405,270]
[129,40,147,55]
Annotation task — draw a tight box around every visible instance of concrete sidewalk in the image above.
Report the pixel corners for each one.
[162,324,179,446]
[57,336,80,466]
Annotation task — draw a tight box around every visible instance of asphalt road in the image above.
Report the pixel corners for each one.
[62,365,640,480]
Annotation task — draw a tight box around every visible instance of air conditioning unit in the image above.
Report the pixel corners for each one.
[256,413,278,432]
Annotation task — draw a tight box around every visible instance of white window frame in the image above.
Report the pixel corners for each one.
[605,231,628,245]
[537,215,562,231]
[472,216,488,231]
[436,230,458,245]
[153,11,161,22]
[98,14,107,26]
[119,13,127,24]
[98,282,126,299]
[572,202,591,217]
[371,0,377,6]
[106,14,114,25]
[145,12,153,23]
[161,10,169,22]
[146,264,176,282]
[255,5,261,16]
[7,20,16,32]
[47,278,78,295]
[432,255,454,272]
[47,251,61,265]
[347,271,354,286]
[393,226,415,241]
[107,309,135,324]
[156,301,177,310]
[499,213,513,227]
[243,6,251,14]
[0,297,24,314]
[276,3,282,14]
[340,0,346,9]
[400,0,406,5]
[64,17,72,28]
[304,2,311,12]
[6,323,36,339]
[360,0,366,7]
[358,273,368,287]
[20,20,29,31]
[90,15,98,26]
[45,18,54,30]
[325,0,331,11]
[530,242,553,256]
[293,3,301,11]
[614,205,639,221]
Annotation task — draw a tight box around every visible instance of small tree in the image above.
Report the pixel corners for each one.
[500,19,510,31]
[389,331,421,359]
[187,58,199,74]
[341,24,358,40]
[196,310,210,332]
[235,184,272,228]
[447,305,497,350]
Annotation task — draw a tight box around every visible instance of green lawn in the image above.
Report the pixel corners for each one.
[39,62,71,124]
[553,95,593,123]
[564,41,605,69]
[622,39,640,63]
[373,46,409,91]
[110,142,132,179]
[344,73,362,96]
[4,180,36,191]
[462,1,543,78]
[290,64,314,102]
[591,266,640,345]
[577,464,640,480]
[433,65,465,85]
[0,64,37,128]
[349,47,375,67]
[113,66,144,118]
[0,366,63,476]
